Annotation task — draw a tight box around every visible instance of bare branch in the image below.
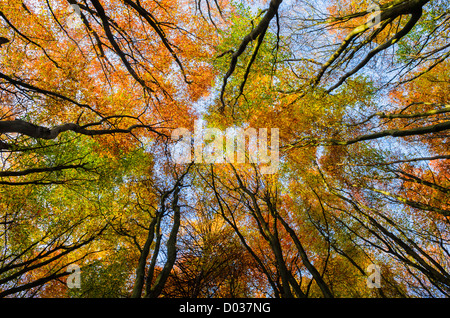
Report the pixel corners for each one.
[0,119,164,140]
[219,0,283,112]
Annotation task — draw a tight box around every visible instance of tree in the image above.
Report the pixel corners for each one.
[1,0,450,298]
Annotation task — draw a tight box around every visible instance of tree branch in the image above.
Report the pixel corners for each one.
[0,164,89,177]
[328,120,450,146]
[219,0,283,112]
[0,119,163,140]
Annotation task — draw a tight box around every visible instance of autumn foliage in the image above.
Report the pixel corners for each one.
[1,0,449,298]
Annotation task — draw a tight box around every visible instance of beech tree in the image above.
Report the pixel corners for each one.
[1,0,449,298]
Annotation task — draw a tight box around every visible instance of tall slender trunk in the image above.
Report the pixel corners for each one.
[130,217,157,298]
[146,186,182,298]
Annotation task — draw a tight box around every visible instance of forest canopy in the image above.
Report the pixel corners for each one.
[0,0,449,298]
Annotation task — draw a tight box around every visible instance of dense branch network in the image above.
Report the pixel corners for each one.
[219,0,283,111]
[0,0,449,298]
[312,0,432,92]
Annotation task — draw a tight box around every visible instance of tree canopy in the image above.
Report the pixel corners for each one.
[1,0,449,298]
